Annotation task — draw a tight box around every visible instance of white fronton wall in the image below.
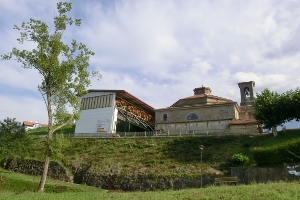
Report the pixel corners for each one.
[75,91,117,136]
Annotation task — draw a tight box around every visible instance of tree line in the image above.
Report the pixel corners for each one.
[254,88,300,137]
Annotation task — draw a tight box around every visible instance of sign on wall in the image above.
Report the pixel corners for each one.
[97,119,110,132]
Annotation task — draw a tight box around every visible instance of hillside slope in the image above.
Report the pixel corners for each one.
[23,126,300,176]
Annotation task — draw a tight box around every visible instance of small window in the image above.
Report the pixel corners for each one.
[163,114,168,122]
[244,87,250,98]
[186,113,199,121]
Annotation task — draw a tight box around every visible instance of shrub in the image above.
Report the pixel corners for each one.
[251,138,300,165]
[0,117,33,162]
[228,153,249,166]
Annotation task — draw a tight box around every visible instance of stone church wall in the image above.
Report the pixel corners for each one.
[156,120,231,134]
[229,124,259,134]
[156,104,236,124]
[239,106,255,120]
[155,104,236,132]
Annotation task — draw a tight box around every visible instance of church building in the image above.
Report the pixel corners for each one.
[154,81,260,135]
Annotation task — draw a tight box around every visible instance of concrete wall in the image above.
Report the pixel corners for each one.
[232,164,300,184]
[75,91,116,136]
[231,167,286,184]
[229,124,259,134]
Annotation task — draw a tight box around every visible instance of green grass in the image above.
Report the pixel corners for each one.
[1,169,300,200]
[0,169,105,197]
[1,126,297,199]
[22,126,300,176]
[27,124,75,136]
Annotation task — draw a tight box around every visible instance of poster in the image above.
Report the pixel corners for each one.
[97,119,110,132]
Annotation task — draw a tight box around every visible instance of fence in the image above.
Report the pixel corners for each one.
[65,127,259,138]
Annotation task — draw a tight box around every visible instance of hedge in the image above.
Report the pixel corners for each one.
[251,138,300,165]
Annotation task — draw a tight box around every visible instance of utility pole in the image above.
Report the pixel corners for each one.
[199,145,205,188]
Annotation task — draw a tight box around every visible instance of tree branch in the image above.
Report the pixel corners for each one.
[52,117,73,133]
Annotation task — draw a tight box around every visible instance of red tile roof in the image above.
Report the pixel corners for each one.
[170,94,233,107]
[23,121,35,127]
[182,94,232,101]
[23,121,47,127]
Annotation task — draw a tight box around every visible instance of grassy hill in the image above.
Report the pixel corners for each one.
[23,126,300,176]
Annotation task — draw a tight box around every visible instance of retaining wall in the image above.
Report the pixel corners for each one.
[5,158,299,191]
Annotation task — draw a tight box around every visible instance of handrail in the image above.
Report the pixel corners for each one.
[56,127,260,138]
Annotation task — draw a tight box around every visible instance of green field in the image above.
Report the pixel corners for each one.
[1,170,300,200]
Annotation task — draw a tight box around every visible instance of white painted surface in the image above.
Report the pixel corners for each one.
[75,91,116,136]
[75,107,112,134]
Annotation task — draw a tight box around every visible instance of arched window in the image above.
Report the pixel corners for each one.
[186,113,199,121]
[244,87,250,98]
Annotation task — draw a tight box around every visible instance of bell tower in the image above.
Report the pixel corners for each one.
[238,81,255,106]
[238,81,256,120]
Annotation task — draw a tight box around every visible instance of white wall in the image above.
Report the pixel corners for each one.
[74,107,112,135]
[75,91,116,136]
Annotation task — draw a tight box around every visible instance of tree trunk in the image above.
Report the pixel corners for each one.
[38,149,50,192]
[272,126,278,137]
[38,87,53,192]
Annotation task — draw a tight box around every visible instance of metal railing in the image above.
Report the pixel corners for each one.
[67,127,259,138]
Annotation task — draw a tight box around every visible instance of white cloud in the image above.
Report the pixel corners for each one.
[230,55,240,66]
[1,0,300,128]
[0,63,41,92]
[0,95,47,124]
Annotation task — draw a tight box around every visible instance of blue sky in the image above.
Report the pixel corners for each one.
[1,0,300,128]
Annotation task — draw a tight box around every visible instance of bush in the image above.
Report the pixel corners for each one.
[50,134,70,160]
[251,138,300,165]
[228,153,249,166]
[0,117,33,162]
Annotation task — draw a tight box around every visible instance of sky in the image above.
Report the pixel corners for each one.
[1,0,300,128]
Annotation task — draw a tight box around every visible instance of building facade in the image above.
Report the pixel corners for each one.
[75,81,261,136]
[74,90,155,136]
[155,81,260,135]
[23,121,47,131]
